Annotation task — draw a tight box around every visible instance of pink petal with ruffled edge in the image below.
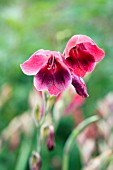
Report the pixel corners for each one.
[84,43,105,62]
[20,49,49,75]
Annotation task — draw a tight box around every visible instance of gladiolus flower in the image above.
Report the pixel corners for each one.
[20,49,71,96]
[64,34,105,77]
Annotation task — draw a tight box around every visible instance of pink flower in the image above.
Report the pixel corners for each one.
[20,49,71,96]
[64,35,105,77]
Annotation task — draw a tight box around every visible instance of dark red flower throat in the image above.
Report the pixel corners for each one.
[47,56,56,70]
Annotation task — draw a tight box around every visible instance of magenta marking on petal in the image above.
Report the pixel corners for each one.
[34,65,53,91]
[65,46,95,77]
[72,75,89,98]
[77,43,87,51]
[65,56,78,70]
[77,49,96,72]
[53,60,72,91]
[64,35,95,59]
[65,47,78,69]
[32,51,71,95]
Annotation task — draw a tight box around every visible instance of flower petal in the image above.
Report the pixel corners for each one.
[34,65,53,91]
[65,56,86,77]
[73,67,86,77]
[72,75,89,98]
[48,85,61,96]
[84,43,105,62]
[33,51,71,96]
[77,49,96,72]
[53,61,72,91]
[34,61,71,96]
[65,47,95,77]
[65,47,78,69]
[20,49,48,75]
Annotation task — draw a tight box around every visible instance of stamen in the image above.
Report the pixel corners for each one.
[47,56,56,70]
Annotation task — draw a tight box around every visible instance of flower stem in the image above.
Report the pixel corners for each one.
[62,115,100,170]
[36,92,47,153]
[40,92,48,126]
[37,126,41,153]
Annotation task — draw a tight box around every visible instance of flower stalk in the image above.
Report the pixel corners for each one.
[20,34,105,170]
[35,92,56,154]
[37,127,41,153]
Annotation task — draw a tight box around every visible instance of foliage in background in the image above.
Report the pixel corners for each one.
[0,0,113,170]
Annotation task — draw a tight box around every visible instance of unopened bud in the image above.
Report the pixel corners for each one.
[72,75,89,98]
[46,125,55,151]
[29,151,41,170]
[47,96,56,112]
[33,105,41,125]
[41,125,50,140]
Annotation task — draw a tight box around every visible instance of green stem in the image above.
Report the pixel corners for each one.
[36,92,47,153]
[62,115,100,170]
[37,126,41,153]
[40,92,48,126]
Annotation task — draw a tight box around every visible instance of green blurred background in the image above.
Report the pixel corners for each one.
[0,0,113,169]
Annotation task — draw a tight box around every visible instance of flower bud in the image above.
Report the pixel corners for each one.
[41,125,50,139]
[72,75,89,98]
[33,105,41,126]
[46,125,55,151]
[29,151,41,170]
[46,96,56,112]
